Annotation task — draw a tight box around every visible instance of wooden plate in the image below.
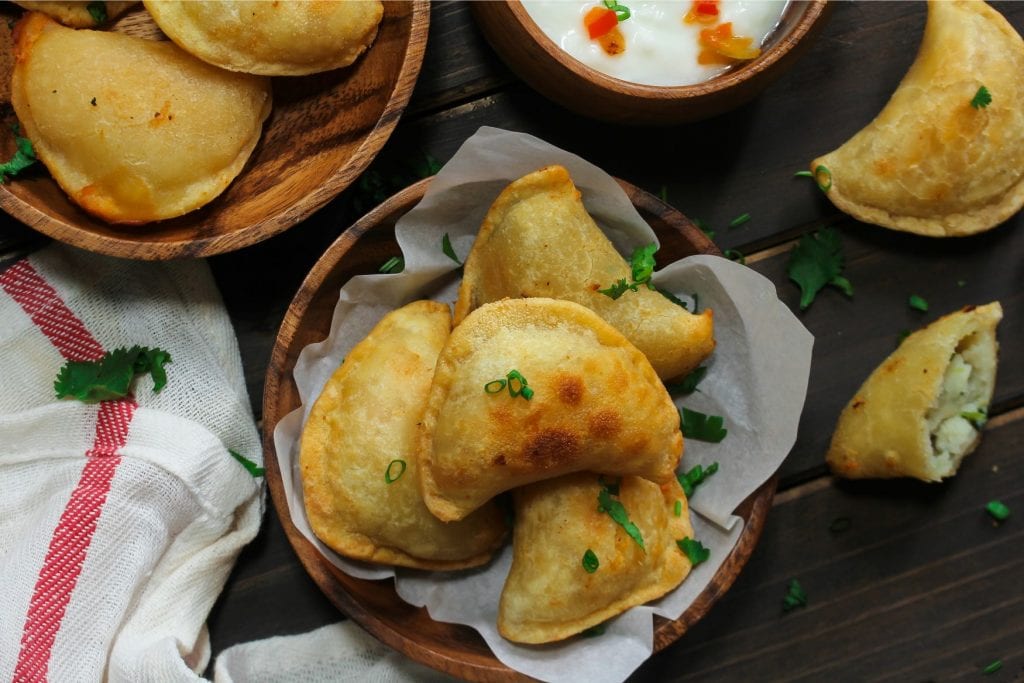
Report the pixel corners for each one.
[0,2,429,260]
[262,177,776,681]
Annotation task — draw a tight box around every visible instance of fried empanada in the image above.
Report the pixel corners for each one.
[14,2,136,28]
[419,298,683,522]
[454,165,714,381]
[300,301,506,570]
[826,302,1002,481]
[811,1,1024,236]
[11,12,271,224]
[499,473,693,644]
[143,0,383,76]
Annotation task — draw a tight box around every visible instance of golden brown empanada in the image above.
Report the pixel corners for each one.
[811,1,1024,236]
[300,301,506,570]
[143,0,383,76]
[454,165,715,380]
[826,302,1002,481]
[419,297,683,522]
[11,12,271,224]
[499,473,693,644]
[14,2,136,28]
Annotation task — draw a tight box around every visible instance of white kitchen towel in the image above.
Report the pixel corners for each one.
[0,243,263,682]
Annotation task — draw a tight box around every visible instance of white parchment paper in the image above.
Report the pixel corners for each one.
[273,127,813,683]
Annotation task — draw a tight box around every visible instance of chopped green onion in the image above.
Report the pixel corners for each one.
[982,660,1002,675]
[598,487,645,551]
[793,170,813,178]
[729,213,751,228]
[971,85,992,109]
[378,256,404,274]
[506,369,528,397]
[673,500,682,517]
[985,500,1010,521]
[680,407,728,443]
[677,462,719,498]
[676,537,709,566]
[603,0,631,21]
[828,517,852,534]
[665,366,707,396]
[582,549,599,573]
[384,459,407,484]
[228,449,265,478]
[724,248,746,265]
[782,579,807,612]
[908,294,929,312]
[441,233,461,265]
[814,165,832,192]
[520,385,535,400]
[484,379,507,394]
[961,407,987,429]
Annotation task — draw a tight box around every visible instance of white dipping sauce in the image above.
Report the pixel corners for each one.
[522,1,789,87]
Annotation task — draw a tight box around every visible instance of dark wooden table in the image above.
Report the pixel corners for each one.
[4,2,1022,681]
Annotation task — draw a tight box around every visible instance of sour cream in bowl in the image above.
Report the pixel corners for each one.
[472,0,830,125]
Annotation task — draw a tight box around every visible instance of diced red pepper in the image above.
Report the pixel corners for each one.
[698,22,760,61]
[584,6,619,39]
[685,0,720,24]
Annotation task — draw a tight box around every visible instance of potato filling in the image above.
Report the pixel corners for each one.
[926,333,991,469]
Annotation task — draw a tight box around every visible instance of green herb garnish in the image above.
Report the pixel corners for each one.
[829,517,852,534]
[630,243,658,286]
[54,346,171,403]
[229,449,265,478]
[982,660,1002,675]
[961,407,987,429]
[484,379,507,394]
[782,579,807,612]
[598,486,645,551]
[724,248,746,265]
[897,329,911,346]
[581,624,607,637]
[87,1,107,24]
[787,227,853,310]
[416,152,443,177]
[813,165,832,192]
[385,459,407,484]
[485,370,533,400]
[793,170,813,178]
[657,287,689,309]
[677,462,719,498]
[378,256,404,274]
[676,537,709,566]
[598,278,639,300]
[603,0,631,21]
[908,294,929,312]
[0,130,38,182]
[680,408,727,443]
[441,233,461,265]
[985,500,1010,522]
[674,500,682,517]
[665,366,707,396]
[693,218,715,239]
[971,85,992,109]
[582,549,599,573]
[729,213,751,228]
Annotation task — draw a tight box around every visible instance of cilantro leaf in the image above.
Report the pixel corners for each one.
[630,243,657,285]
[0,132,38,182]
[970,85,992,109]
[598,278,639,300]
[680,407,727,443]
[665,366,707,396]
[676,461,719,498]
[87,1,107,24]
[597,486,645,551]
[676,537,709,566]
[441,233,461,265]
[782,579,807,612]
[54,346,171,403]
[787,228,853,310]
[229,449,265,478]
[656,287,689,309]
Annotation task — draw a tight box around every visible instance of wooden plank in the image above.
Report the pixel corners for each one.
[632,412,1024,682]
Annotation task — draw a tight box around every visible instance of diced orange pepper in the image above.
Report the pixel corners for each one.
[584,6,619,39]
[598,25,626,55]
[684,0,720,24]
[698,22,760,61]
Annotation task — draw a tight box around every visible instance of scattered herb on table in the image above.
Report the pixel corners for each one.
[985,500,1010,522]
[378,256,404,274]
[384,459,407,484]
[665,366,707,396]
[724,248,746,265]
[582,549,600,573]
[729,213,751,228]
[693,218,715,239]
[793,170,813,178]
[680,407,728,443]
[982,660,1002,675]
[677,462,719,498]
[828,517,852,534]
[1,130,38,183]
[908,294,929,312]
[676,537,709,566]
[54,346,171,403]
[598,485,645,551]
[782,579,807,612]
[970,85,992,109]
[229,449,265,478]
[786,227,853,310]
[87,1,107,24]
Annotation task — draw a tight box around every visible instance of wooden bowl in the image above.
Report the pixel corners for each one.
[472,0,830,125]
[0,2,429,260]
[262,177,777,681]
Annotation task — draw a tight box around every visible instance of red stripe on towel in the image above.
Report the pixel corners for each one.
[2,260,137,682]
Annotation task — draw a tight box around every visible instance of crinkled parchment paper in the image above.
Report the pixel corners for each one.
[273,127,813,683]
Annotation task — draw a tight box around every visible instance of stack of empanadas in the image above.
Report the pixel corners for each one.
[300,166,717,644]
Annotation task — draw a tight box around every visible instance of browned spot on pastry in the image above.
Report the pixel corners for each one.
[851,399,865,410]
[556,373,584,406]
[963,304,977,312]
[589,409,622,439]
[493,454,507,466]
[874,158,894,177]
[523,428,579,469]
[883,358,902,373]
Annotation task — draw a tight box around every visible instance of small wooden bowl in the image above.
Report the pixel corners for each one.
[472,0,830,125]
[0,2,429,260]
[263,177,777,681]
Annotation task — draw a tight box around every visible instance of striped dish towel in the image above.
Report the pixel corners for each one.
[0,244,262,681]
